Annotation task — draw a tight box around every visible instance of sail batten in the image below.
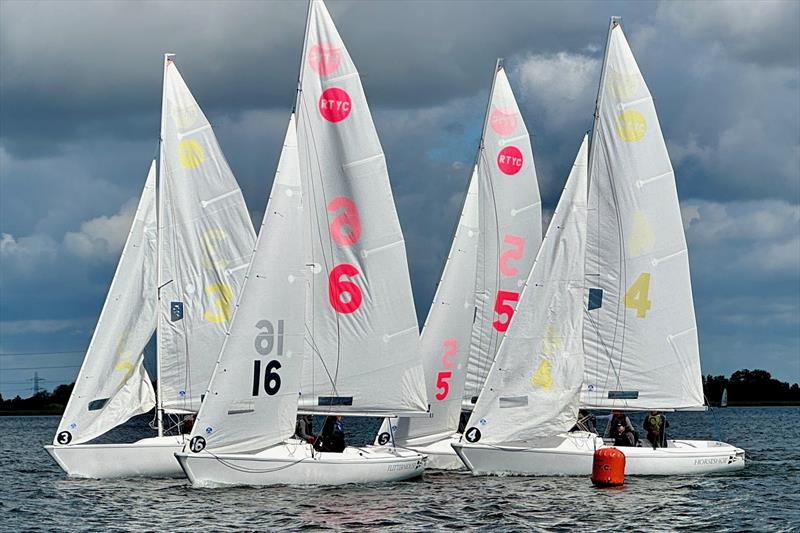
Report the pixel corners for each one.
[295,0,427,415]
[581,21,705,411]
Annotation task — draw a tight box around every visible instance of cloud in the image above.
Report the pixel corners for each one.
[63,198,138,261]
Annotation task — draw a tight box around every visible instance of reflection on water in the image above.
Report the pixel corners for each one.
[1,408,798,532]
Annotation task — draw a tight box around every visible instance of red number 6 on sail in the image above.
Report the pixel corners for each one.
[328,263,363,314]
[327,196,362,246]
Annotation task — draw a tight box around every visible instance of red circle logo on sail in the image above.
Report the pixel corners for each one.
[489,108,517,137]
[497,146,523,175]
[319,88,352,123]
[308,43,342,76]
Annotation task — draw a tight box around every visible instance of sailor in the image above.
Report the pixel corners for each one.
[643,410,669,449]
[603,410,635,439]
[314,415,346,453]
[294,414,315,444]
[613,422,636,447]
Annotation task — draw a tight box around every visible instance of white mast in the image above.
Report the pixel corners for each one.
[155,52,174,437]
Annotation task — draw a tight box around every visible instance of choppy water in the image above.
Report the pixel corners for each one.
[1,408,798,532]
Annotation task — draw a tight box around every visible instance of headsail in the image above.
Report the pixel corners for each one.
[54,162,158,445]
[188,116,305,454]
[465,136,588,445]
[463,62,542,407]
[157,57,257,414]
[295,0,427,416]
[383,168,480,442]
[582,20,705,411]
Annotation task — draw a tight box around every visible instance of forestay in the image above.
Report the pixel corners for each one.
[386,168,479,442]
[295,0,427,415]
[465,136,588,445]
[582,22,705,411]
[463,64,542,407]
[54,162,158,445]
[188,116,305,454]
[158,58,256,413]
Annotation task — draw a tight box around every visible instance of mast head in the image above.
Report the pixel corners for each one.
[164,53,176,64]
[610,16,621,29]
[496,58,504,71]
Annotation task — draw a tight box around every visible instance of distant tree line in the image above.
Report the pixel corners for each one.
[1,369,798,413]
[704,369,800,406]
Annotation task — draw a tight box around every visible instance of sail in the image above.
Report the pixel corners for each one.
[721,388,728,408]
[54,162,158,445]
[463,64,542,407]
[465,136,588,445]
[158,57,257,413]
[188,116,305,454]
[294,0,427,415]
[581,21,705,411]
[382,168,480,443]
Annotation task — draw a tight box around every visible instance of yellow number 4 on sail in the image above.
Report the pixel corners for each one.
[624,272,652,318]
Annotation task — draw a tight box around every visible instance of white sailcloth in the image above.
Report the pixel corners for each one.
[384,169,479,442]
[464,64,542,406]
[158,58,257,413]
[581,22,705,411]
[295,0,427,415]
[464,136,588,445]
[54,162,158,445]
[188,116,305,454]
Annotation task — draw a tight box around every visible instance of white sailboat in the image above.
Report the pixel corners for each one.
[175,0,428,487]
[453,19,745,476]
[721,388,728,408]
[45,55,256,478]
[373,61,542,470]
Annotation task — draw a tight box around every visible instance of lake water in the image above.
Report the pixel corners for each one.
[1,407,798,532]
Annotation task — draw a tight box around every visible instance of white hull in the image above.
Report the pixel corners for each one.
[386,434,464,470]
[176,439,427,487]
[44,435,187,479]
[452,432,745,476]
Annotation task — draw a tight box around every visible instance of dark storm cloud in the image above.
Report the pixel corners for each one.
[1,0,798,396]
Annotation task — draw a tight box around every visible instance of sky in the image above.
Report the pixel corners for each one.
[0,0,798,398]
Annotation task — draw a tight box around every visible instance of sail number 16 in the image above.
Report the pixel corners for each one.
[252,319,284,396]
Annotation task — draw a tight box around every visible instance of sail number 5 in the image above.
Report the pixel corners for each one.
[252,319,284,396]
[492,235,525,331]
[434,339,457,400]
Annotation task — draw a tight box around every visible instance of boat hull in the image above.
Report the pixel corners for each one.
[44,435,187,479]
[176,440,427,487]
[452,432,746,476]
[383,434,463,470]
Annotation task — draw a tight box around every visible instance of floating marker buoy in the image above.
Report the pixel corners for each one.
[591,447,625,487]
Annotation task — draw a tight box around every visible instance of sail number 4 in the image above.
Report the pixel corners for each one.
[327,197,364,314]
[252,319,284,396]
[624,272,652,318]
[434,339,457,400]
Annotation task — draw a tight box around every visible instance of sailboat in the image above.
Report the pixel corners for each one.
[721,388,728,408]
[174,0,429,487]
[373,60,542,470]
[45,55,256,478]
[453,19,745,476]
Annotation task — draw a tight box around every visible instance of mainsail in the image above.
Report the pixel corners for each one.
[463,62,542,407]
[157,56,257,414]
[188,116,306,454]
[295,0,427,415]
[383,168,480,442]
[581,20,705,411]
[465,136,588,445]
[54,162,158,445]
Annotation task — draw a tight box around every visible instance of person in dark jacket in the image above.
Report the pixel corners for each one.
[314,416,346,453]
[603,410,635,438]
[613,422,636,447]
[643,410,669,449]
[295,415,315,444]
[570,409,597,433]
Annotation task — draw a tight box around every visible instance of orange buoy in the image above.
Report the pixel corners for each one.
[591,447,626,487]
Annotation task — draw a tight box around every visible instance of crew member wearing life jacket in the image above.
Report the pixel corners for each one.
[643,410,669,449]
